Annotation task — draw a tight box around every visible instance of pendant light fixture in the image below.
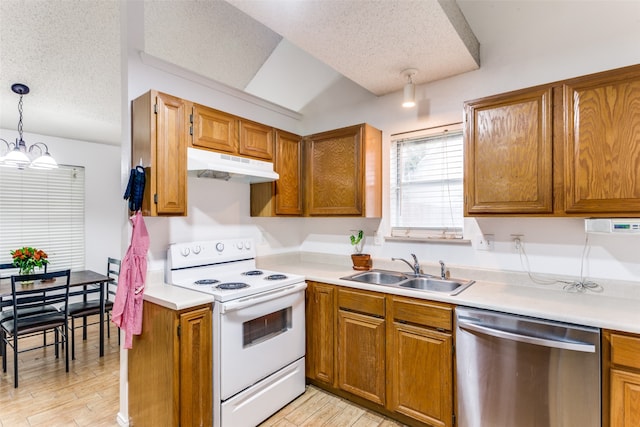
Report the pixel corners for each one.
[0,83,58,170]
[401,68,418,108]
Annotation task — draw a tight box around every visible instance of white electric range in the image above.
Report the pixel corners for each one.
[166,238,306,427]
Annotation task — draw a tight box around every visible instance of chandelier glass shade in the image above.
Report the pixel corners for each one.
[0,83,58,170]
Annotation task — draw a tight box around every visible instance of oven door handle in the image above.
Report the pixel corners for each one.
[221,282,307,314]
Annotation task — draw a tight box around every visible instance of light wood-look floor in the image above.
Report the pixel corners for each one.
[261,386,407,427]
[1,316,405,427]
[0,317,120,426]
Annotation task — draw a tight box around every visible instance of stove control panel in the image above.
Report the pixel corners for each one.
[167,238,256,270]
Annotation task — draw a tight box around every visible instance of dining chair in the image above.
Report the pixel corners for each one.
[0,263,54,349]
[0,269,71,388]
[68,257,120,359]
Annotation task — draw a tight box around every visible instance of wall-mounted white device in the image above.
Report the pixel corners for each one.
[585,218,640,234]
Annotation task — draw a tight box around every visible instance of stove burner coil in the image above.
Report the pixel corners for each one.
[242,270,264,276]
[216,282,250,290]
[265,274,288,281]
[194,279,219,285]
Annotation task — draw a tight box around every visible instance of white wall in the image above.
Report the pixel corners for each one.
[0,129,123,273]
[124,0,640,285]
[291,10,640,284]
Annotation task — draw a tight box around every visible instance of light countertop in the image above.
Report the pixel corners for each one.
[258,252,640,334]
[140,253,639,334]
[143,270,214,310]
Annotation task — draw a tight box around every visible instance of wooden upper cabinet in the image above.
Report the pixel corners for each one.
[238,120,274,161]
[563,66,640,214]
[191,103,238,153]
[251,123,382,217]
[305,124,382,217]
[131,90,187,216]
[274,130,303,215]
[464,86,554,215]
[250,130,303,216]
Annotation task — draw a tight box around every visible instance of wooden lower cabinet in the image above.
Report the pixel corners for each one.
[388,297,454,427]
[306,283,454,427]
[605,330,640,427]
[611,370,640,427]
[338,309,386,405]
[305,281,336,385]
[128,301,212,427]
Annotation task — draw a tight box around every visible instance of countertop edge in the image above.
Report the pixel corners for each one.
[260,258,640,335]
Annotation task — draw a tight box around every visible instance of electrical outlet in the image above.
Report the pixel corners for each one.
[511,234,524,252]
[475,234,494,251]
[374,231,383,246]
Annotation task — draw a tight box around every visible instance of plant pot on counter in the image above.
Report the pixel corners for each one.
[351,253,372,271]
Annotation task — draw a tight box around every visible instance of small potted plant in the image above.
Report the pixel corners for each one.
[350,230,372,270]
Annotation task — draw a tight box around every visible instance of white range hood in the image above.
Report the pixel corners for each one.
[187,147,279,183]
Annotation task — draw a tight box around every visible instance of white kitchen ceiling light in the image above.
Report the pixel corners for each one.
[0,83,58,170]
[401,69,418,108]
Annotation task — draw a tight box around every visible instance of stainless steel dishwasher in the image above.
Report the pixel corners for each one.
[455,307,600,427]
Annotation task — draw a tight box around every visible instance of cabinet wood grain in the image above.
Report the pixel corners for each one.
[338,309,386,405]
[465,86,553,214]
[191,103,238,153]
[563,67,640,213]
[389,321,453,427]
[306,281,336,385]
[238,119,274,160]
[128,301,212,427]
[251,130,303,216]
[306,124,382,217]
[132,90,187,216]
[604,330,640,427]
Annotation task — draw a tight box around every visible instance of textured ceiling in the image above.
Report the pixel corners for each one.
[226,0,480,95]
[0,0,121,145]
[2,1,638,147]
[0,0,479,146]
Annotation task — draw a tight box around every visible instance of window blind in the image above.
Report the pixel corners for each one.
[390,128,464,239]
[0,165,85,272]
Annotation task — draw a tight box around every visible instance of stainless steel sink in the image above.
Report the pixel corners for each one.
[398,277,475,295]
[341,269,409,285]
[341,269,475,295]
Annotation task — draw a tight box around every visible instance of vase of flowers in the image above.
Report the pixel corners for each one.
[11,246,49,284]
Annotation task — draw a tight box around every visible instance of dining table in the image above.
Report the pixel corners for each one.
[0,269,112,357]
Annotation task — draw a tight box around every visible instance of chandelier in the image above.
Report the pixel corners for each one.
[0,83,58,170]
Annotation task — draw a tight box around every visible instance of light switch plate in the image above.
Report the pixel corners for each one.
[475,234,494,251]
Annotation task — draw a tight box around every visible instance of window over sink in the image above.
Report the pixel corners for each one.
[390,124,463,240]
[0,165,85,271]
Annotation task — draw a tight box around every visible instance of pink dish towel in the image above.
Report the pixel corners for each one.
[111,211,150,349]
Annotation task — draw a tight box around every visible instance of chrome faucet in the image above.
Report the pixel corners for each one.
[392,253,421,274]
[439,260,447,279]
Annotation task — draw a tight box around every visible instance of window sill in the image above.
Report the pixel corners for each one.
[385,236,471,245]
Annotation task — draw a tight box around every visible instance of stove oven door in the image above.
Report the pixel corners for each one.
[218,281,306,400]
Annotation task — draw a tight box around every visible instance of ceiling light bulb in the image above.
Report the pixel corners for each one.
[402,82,416,108]
[401,68,418,108]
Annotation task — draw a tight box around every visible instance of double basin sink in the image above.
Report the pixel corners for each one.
[340,269,475,296]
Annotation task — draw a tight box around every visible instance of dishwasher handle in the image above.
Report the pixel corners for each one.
[457,318,596,353]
